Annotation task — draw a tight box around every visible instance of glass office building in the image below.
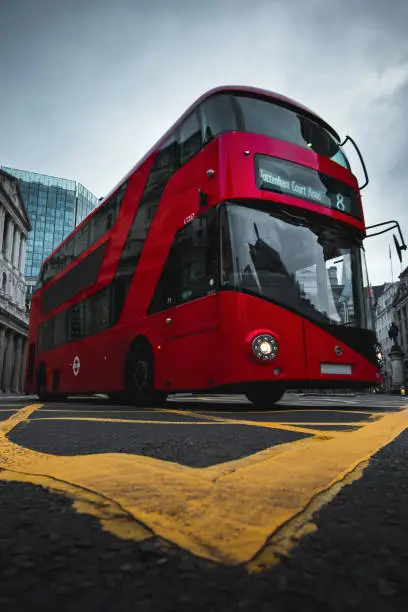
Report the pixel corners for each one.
[0,167,98,300]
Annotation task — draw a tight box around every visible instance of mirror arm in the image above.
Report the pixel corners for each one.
[340,135,369,190]
[365,220,407,249]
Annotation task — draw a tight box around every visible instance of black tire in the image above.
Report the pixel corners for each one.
[124,342,167,407]
[246,387,285,409]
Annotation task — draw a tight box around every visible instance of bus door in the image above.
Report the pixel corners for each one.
[159,294,220,391]
[153,212,220,391]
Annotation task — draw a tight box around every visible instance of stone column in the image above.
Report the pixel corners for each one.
[19,236,27,274]
[390,344,405,393]
[0,209,5,253]
[19,339,28,393]
[2,331,15,393]
[12,336,24,393]
[0,326,6,389]
[12,228,21,268]
[5,218,14,262]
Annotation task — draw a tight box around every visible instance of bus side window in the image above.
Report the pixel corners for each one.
[200,94,238,145]
[90,183,127,243]
[148,249,178,314]
[69,302,85,340]
[89,208,106,244]
[53,309,69,347]
[144,134,179,198]
[179,111,202,166]
[85,287,110,335]
[104,192,119,230]
[178,212,217,303]
[42,261,54,285]
[74,222,90,257]
[148,208,217,314]
[39,318,55,352]
[64,237,75,268]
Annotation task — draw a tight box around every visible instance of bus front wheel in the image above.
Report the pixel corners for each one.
[124,342,167,407]
[246,387,284,409]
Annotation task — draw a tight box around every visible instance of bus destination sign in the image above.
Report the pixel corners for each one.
[255,155,361,219]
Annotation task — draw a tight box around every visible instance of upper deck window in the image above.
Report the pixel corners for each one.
[200,94,238,144]
[180,112,202,165]
[36,182,128,290]
[235,94,349,170]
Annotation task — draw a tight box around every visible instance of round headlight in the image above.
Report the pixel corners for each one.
[252,334,279,361]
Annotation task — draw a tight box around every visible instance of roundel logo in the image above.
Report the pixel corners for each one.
[72,356,81,376]
[334,345,343,357]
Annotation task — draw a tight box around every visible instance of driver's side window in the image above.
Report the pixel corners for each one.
[148,208,218,314]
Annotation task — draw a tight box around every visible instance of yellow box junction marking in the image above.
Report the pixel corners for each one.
[0,403,407,569]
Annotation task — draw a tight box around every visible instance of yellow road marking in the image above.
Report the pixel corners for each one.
[37,409,160,413]
[200,409,381,416]
[156,408,331,437]
[0,404,42,434]
[0,469,152,543]
[27,415,367,429]
[31,417,229,425]
[284,421,367,427]
[0,403,407,566]
[247,461,368,572]
[0,404,151,544]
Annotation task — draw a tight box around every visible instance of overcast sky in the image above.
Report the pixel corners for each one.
[1,0,407,285]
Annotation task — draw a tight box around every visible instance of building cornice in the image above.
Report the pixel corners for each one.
[0,170,32,233]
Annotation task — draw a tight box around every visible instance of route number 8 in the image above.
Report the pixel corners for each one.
[336,193,345,211]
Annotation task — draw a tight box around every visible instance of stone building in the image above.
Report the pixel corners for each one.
[373,282,398,391]
[392,265,408,385]
[0,169,31,393]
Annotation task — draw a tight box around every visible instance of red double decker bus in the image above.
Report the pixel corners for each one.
[25,85,397,406]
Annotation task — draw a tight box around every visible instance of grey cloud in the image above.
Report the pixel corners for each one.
[1,0,408,283]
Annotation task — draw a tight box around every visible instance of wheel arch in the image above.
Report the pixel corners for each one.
[127,334,154,355]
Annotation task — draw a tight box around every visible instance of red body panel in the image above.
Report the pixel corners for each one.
[24,86,380,396]
[303,320,378,383]
[150,292,378,391]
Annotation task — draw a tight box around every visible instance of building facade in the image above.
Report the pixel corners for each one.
[392,266,408,383]
[374,282,398,391]
[0,169,31,393]
[0,167,98,301]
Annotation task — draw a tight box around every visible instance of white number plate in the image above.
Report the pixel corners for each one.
[320,363,352,375]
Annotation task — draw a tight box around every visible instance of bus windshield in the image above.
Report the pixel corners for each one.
[201,93,350,169]
[220,201,367,328]
[233,94,349,170]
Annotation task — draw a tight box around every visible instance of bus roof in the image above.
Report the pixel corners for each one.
[105,85,340,203]
[42,85,340,268]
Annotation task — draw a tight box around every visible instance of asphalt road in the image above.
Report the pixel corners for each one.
[1,392,408,611]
